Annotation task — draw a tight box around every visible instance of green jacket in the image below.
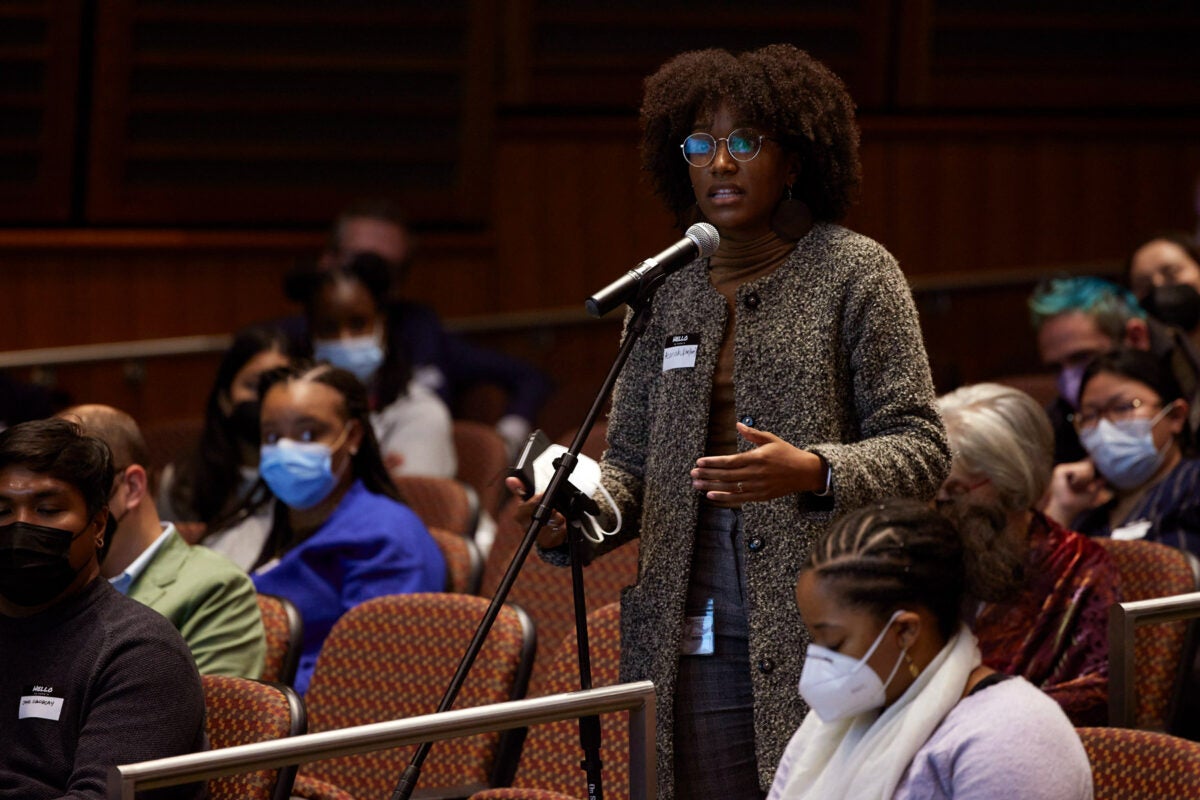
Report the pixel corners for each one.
[128,526,266,678]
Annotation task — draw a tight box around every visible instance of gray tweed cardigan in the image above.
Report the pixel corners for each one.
[550,222,949,798]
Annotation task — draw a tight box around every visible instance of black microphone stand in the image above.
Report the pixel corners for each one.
[390,272,666,800]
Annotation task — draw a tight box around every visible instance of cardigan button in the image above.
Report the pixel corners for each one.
[740,415,755,428]
[758,658,775,674]
[744,292,761,310]
[747,536,764,553]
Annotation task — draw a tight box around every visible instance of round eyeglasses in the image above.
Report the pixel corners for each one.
[1069,397,1163,432]
[681,129,771,168]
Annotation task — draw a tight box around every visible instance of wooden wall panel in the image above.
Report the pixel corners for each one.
[848,118,1200,276]
[0,0,82,221]
[501,0,894,110]
[85,0,495,224]
[896,2,1200,109]
[491,118,674,314]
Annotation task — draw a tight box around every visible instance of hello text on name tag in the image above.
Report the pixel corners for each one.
[20,685,64,721]
[663,333,699,372]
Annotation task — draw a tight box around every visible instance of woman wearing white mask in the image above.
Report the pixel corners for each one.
[769,499,1091,800]
[291,253,456,478]
[250,362,445,694]
[1044,347,1200,556]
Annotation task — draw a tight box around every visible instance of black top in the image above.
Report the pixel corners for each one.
[0,577,208,800]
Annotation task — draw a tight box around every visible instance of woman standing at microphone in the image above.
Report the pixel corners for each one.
[509,44,948,799]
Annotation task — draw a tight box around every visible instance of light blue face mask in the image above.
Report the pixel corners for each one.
[1079,404,1175,491]
[313,333,385,384]
[260,434,347,510]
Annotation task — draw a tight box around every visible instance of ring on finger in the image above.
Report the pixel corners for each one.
[737,481,744,493]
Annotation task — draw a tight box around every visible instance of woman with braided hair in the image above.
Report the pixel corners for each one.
[769,498,1092,799]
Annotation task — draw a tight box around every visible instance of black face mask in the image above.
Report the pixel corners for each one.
[1142,284,1200,333]
[228,400,262,446]
[0,521,88,607]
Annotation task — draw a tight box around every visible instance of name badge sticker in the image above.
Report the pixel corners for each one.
[680,597,715,656]
[1111,519,1152,541]
[19,685,63,721]
[663,333,700,372]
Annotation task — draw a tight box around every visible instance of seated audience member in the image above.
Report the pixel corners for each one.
[1029,275,1200,464]
[286,198,553,455]
[0,419,206,800]
[1045,347,1200,558]
[66,403,267,678]
[289,253,457,477]
[769,499,1091,800]
[936,383,1118,725]
[159,325,292,565]
[251,362,446,693]
[1126,231,1200,349]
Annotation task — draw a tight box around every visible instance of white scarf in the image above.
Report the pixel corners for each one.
[770,625,982,800]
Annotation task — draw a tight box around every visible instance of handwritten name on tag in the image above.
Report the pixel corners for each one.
[663,333,699,372]
[20,694,63,721]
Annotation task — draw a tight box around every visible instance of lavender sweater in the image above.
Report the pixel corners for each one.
[893,677,1093,799]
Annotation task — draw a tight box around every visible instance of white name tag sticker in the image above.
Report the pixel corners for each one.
[679,598,714,656]
[1111,519,1152,541]
[663,333,699,372]
[20,694,63,721]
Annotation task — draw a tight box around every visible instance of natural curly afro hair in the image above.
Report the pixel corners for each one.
[640,44,861,229]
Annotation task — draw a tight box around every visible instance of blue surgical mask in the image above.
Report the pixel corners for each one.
[313,333,385,384]
[1057,363,1088,410]
[1079,404,1175,491]
[260,434,348,510]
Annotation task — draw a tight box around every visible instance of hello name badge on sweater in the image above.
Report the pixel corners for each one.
[663,333,699,372]
[1111,519,1152,541]
[19,684,64,721]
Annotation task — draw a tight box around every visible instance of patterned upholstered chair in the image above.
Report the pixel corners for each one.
[483,498,637,693]
[257,593,303,686]
[470,602,626,800]
[428,525,484,594]
[1092,537,1199,729]
[293,593,536,800]
[453,420,511,520]
[201,674,306,800]
[1077,726,1200,799]
[393,474,481,540]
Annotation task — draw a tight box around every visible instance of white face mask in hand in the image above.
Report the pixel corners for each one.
[531,444,622,543]
[798,609,908,723]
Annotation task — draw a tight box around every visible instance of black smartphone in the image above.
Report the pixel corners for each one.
[506,429,553,500]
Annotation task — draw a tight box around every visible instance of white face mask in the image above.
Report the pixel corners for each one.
[798,609,908,723]
[530,444,622,543]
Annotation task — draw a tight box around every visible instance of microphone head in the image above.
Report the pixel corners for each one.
[685,222,720,258]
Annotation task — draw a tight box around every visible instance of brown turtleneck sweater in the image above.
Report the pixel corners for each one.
[705,231,799,456]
